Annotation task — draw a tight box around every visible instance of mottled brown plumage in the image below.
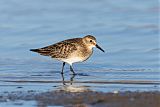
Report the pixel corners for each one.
[30,35,104,74]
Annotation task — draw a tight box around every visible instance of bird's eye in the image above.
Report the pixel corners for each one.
[90,40,92,42]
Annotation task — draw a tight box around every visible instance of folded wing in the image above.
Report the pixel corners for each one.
[30,40,78,58]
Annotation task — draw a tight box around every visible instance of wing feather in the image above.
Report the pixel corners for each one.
[30,38,80,58]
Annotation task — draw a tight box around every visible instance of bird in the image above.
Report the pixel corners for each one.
[30,35,105,75]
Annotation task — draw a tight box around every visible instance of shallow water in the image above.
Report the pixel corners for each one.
[0,0,159,97]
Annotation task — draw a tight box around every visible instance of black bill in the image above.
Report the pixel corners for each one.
[96,44,105,52]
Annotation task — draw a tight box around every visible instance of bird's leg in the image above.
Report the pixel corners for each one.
[61,62,65,74]
[70,74,75,85]
[70,66,76,75]
[61,73,66,85]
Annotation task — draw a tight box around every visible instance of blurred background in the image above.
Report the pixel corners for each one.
[0,0,159,92]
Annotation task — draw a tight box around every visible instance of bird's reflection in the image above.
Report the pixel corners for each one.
[60,73,90,93]
[61,73,75,85]
[36,73,91,107]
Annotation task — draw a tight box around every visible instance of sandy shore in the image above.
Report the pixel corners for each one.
[0,90,160,107]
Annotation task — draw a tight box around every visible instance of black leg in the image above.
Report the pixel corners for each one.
[70,66,76,75]
[70,74,75,85]
[61,73,66,85]
[61,62,65,74]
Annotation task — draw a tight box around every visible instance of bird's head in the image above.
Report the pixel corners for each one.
[83,35,105,52]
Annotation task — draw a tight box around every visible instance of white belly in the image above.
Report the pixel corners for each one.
[61,57,83,65]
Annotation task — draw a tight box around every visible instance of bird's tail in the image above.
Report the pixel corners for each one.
[30,48,51,56]
[30,49,40,52]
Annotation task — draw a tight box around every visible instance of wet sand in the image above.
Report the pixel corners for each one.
[0,90,160,107]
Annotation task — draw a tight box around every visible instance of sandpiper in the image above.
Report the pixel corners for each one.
[30,35,105,75]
